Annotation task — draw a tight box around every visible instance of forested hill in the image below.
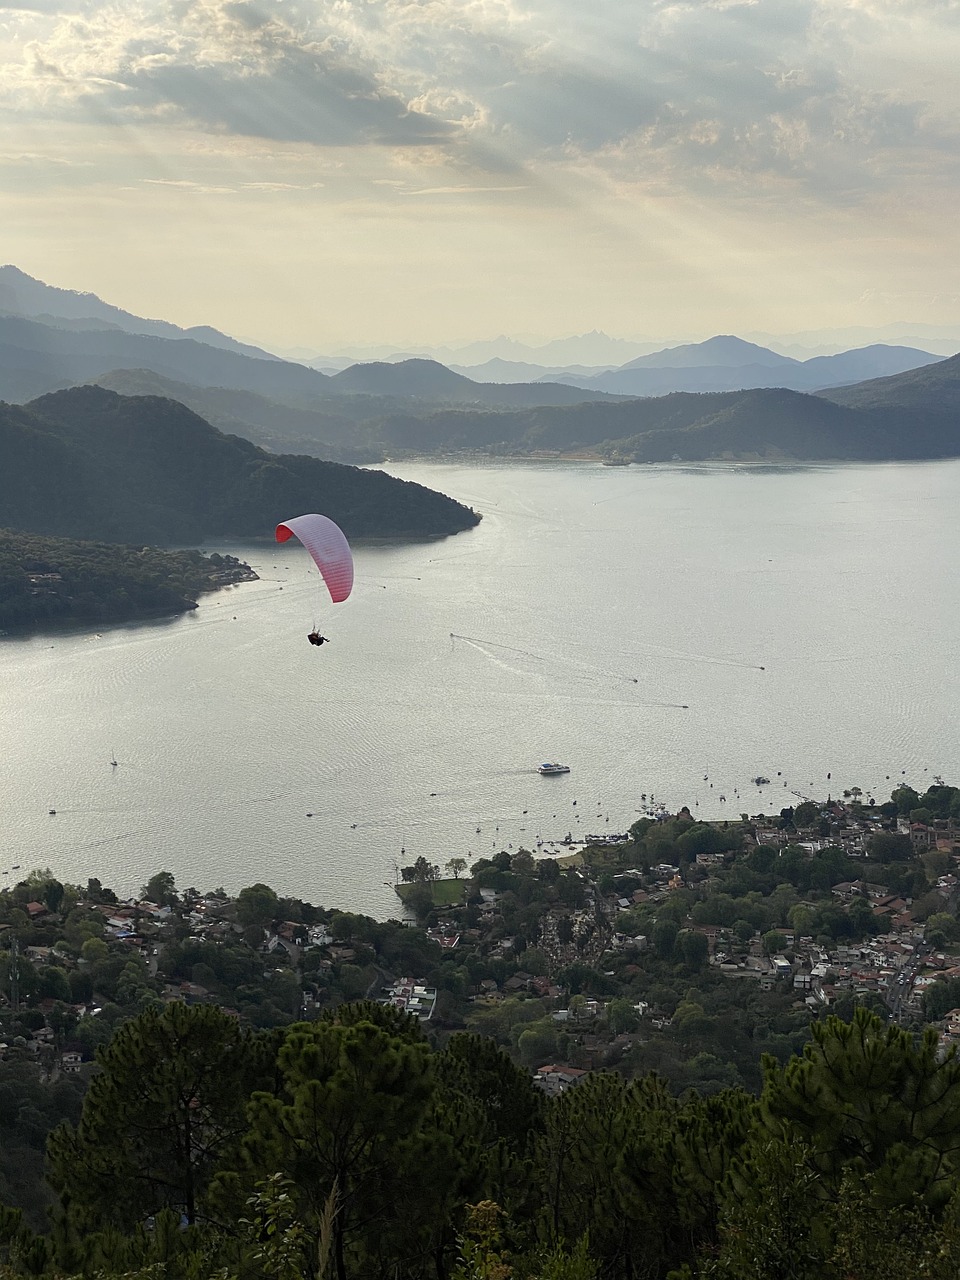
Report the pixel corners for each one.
[0,385,480,544]
[381,382,960,462]
[0,530,257,630]
[819,349,960,414]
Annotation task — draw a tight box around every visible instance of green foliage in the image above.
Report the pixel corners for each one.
[142,871,178,908]
[866,831,913,861]
[236,1173,338,1280]
[438,1033,544,1154]
[235,883,279,932]
[0,386,480,550]
[924,975,960,1021]
[0,1061,85,1231]
[1,995,959,1280]
[228,1013,453,1280]
[0,530,254,631]
[761,1008,960,1210]
[47,1002,272,1231]
[653,919,679,960]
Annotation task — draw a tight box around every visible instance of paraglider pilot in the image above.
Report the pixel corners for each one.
[275,515,353,650]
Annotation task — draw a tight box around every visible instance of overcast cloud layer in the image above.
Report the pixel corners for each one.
[1,0,959,347]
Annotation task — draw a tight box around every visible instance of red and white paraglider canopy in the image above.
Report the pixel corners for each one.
[275,514,354,603]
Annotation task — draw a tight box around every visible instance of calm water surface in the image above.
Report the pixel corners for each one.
[2,459,958,916]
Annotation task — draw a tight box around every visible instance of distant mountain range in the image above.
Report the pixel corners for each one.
[0,385,480,544]
[0,311,331,405]
[540,335,946,397]
[0,269,621,423]
[377,354,960,463]
[312,334,949,396]
[0,265,281,361]
[294,323,960,367]
[1,266,959,468]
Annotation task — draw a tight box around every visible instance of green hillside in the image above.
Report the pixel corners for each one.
[0,528,256,630]
[819,349,960,412]
[92,368,383,463]
[0,385,481,545]
[380,383,960,462]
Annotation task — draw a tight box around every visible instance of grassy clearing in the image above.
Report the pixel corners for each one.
[394,878,467,907]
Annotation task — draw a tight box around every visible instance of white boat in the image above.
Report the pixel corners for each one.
[538,762,571,775]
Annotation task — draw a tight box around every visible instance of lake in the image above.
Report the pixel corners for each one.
[3,457,958,918]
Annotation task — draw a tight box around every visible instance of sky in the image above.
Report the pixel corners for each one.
[2,0,960,352]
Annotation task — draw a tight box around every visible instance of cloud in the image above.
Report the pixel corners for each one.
[0,0,453,145]
[0,0,958,204]
[141,177,234,192]
[404,182,528,194]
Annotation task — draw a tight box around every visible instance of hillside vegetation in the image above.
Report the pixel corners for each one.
[378,367,960,461]
[0,385,480,544]
[0,529,256,630]
[820,349,960,413]
[92,368,384,464]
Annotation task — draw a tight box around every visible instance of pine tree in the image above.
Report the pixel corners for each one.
[47,1002,270,1231]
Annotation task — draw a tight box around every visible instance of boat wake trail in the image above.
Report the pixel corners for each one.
[611,640,766,672]
[449,634,689,709]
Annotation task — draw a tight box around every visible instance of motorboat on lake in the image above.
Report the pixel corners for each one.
[538,762,571,775]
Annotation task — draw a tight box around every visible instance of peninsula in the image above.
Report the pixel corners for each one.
[0,529,257,631]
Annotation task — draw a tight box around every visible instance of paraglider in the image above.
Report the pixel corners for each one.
[275,514,353,646]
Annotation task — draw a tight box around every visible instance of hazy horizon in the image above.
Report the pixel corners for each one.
[3,1,960,352]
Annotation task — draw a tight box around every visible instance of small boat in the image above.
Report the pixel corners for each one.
[538,762,571,775]
[754,776,770,785]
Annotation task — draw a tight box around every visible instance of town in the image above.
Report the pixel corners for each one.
[1,775,960,1269]
[2,779,959,1100]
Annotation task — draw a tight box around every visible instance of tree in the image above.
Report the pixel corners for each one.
[762,1008,960,1210]
[733,919,755,945]
[538,859,561,885]
[511,850,536,877]
[438,1032,543,1154]
[792,801,819,828]
[231,1014,454,1280]
[699,1134,825,1280]
[762,930,786,956]
[80,936,109,963]
[43,879,65,914]
[85,877,117,904]
[37,966,71,1002]
[606,998,639,1035]
[142,871,178,907]
[891,785,921,814]
[48,1002,271,1230]
[680,930,709,971]
[866,832,913,862]
[652,919,678,960]
[446,857,468,880]
[788,904,814,937]
[927,912,960,945]
[517,1019,561,1067]
[236,882,279,932]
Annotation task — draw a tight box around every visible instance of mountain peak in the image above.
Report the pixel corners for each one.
[622,335,797,370]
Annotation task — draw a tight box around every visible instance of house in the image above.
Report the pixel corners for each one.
[533,1064,588,1096]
